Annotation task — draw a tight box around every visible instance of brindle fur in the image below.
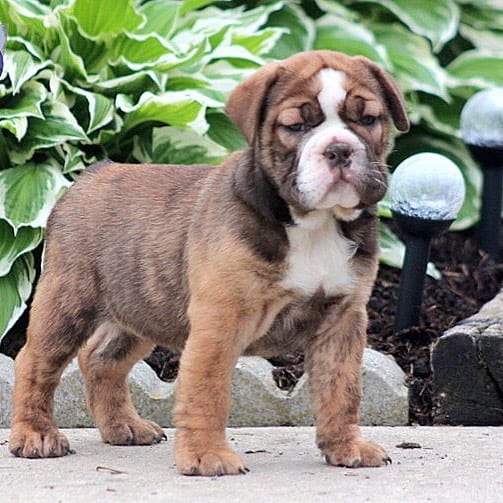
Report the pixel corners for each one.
[9,51,408,475]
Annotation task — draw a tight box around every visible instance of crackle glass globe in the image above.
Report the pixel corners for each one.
[389,153,465,221]
[461,88,503,147]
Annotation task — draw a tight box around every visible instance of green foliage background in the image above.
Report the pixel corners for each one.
[1,0,502,339]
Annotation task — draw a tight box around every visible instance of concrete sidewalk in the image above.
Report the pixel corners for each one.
[1,427,502,502]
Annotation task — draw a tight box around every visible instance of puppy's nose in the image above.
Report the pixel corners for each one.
[323,142,353,168]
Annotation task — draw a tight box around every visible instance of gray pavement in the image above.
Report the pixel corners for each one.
[1,426,502,502]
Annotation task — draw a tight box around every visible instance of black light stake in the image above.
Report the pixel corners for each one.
[389,153,466,332]
[461,88,503,261]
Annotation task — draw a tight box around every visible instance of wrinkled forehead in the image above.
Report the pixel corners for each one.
[268,62,382,115]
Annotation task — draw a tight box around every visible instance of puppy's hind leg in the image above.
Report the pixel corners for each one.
[78,323,165,446]
[9,281,94,458]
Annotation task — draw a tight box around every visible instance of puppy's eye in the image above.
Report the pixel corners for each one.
[360,115,378,127]
[285,123,307,133]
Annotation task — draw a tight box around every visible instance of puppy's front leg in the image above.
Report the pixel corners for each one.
[306,304,391,468]
[173,303,247,476]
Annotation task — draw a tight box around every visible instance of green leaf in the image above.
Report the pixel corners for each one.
[206,111,247,152]
[180,0,227,16]
[0,80,46,140]
[0,117,27,141]
[118,90,222,135]
[9,101,88,163]
[267,3,314,59]
[56,23,88,81]
[110,33,175,69]
[0,0,55,44]
[66,0,143,39]
[0,161,71,231]
[231,27,286,56]
[137,0,179,38]
[361,0,459,51]
[53,143,88,174]
[448,51,503,89]
[61,81,114,134]
[373,24,449,99]
[5,47,50,94]
[0,253,35,341]
[0,220,43,276]
[92,71,165,95]
[133,126,226,165]
[315,15,390,67]
[461,4,503,31]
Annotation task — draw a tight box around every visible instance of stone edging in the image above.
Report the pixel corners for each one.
[0,348,408,427]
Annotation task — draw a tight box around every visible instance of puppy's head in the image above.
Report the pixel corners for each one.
[226,50,409,221]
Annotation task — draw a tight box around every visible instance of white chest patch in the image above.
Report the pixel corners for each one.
[281,211,357,297]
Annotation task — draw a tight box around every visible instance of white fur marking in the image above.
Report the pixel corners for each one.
[317,69,347,126]
[281,211,356,296]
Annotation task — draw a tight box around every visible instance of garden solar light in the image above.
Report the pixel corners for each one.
[461,88,503,260]
[390,153,465,331]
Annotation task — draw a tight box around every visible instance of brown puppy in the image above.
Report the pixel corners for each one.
[9,50,408,476]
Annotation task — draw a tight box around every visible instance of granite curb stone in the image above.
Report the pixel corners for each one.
[0,348,408,427]
[432,290,503,425]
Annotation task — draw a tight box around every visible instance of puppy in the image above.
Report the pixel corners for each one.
[9,50,408,475]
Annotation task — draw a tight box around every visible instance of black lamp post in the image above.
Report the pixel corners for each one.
[390,153,465,332]
[461,88,503,261]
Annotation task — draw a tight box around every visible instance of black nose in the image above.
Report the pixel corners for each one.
[323,142,353,168]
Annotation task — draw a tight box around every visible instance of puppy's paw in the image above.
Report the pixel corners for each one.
[100,417,166,446]
[176,446,248,476]
[175,429,248,476]
[323,439,391,468]
[9,423,71,458]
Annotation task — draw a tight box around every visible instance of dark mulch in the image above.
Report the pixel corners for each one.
[144,225,503,425]
[2,225,502,425]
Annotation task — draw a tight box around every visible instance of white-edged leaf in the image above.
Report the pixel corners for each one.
[180,0,228,16]
[65,0,143,40]
[92,71,165,95]
[0,253,35,341]
[206,111,247,152]
[0,219,43,276]
[133,125,226,165]
[4,48,50,94]
[60,80,114,134]
[267,3,314,58]
[361,0,459,51]
[118,90,222,134]
[373,23,449,99]
[0,161,71,231]
[137,0,179,38]
[231,27,287,56]
[0,116,27,140]
[9,101,88,163]
[315,15,390,67]
[448,51,503,89]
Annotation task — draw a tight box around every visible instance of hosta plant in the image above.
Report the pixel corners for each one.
[1,0,503,340]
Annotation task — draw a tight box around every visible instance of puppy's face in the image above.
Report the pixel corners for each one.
[227,51,409,220]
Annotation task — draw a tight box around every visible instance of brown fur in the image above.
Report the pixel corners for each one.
[9,51,408,475]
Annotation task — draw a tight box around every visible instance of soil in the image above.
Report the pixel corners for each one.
[143,225,503,425]
[2,225,502,425]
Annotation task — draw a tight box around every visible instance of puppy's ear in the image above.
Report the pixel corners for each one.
[226,61,281,144]
[356,57,410,132]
